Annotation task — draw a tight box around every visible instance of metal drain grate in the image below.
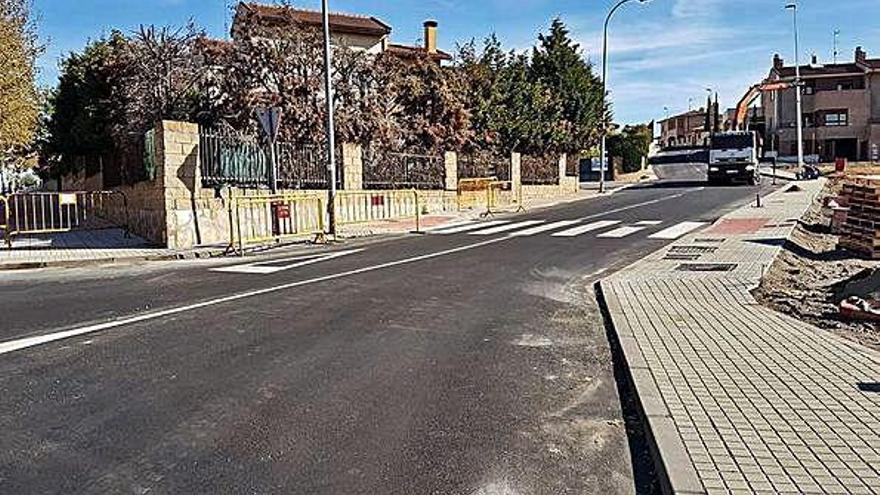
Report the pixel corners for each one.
[668,245,718,255]
[664,253,702,261]
[693,238,726,243]
[675,263,738,272]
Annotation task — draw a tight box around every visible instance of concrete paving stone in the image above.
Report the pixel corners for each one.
[602,180,880,494]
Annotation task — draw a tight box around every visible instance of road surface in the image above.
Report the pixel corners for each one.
[0,181,777,494]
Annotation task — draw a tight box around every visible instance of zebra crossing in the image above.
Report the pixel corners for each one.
[427,217,707,241]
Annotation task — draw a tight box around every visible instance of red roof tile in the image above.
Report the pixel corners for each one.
[386,43,452,62]
[239,2,391,37]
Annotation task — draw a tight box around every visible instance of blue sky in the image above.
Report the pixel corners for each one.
[34,0,880,125]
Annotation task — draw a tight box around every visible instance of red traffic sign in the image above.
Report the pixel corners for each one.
[272,202,291,219]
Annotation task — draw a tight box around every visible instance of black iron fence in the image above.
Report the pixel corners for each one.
[276,142,341,190]
[200,131,268,188]
[363,147,444,190]
[200,130,340,189]
[458,152,511,181]
[522,154,560,185]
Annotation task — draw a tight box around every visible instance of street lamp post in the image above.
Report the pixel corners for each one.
[786,2,805,170]
[600,0,649,194]
[322,0,338,237]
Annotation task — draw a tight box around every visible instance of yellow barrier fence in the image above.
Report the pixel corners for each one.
[229,193,325,255]
[2,191,129,248]
[0,195,7,246]
[485,180,524,216]
[335,189,422,232]
[457,177,496,212]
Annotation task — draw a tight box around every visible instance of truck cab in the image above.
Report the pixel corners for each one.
[708,131,760,185]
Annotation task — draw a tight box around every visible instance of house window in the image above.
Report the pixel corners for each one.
[824,111,848,127]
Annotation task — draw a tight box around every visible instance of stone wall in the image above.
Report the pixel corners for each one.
[54,122,583,249]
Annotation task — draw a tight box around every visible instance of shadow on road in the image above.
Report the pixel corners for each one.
[594,282,662,495]
[628,180,708,190]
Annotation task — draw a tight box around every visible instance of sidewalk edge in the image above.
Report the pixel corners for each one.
[595,281,706,495]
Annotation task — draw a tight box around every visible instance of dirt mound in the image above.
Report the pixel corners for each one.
[753,182,880,351]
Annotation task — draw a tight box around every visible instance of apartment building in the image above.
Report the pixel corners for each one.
[763,47,880,162]
[658,109,710,148]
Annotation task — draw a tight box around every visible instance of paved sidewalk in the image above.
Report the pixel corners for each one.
[0,228,176,269]
[601,180,880,494]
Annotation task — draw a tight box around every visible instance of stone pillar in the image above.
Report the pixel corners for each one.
[341,142,363,190]
[444,151,458,191]
[511,151,522,196]
[558,153,567,186]
[157,120,201,250]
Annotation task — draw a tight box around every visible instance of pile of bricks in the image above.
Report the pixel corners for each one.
[839,176,880,259]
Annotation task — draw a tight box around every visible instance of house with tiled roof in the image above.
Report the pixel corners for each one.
[762,46,880,162]
[231,2,451,62]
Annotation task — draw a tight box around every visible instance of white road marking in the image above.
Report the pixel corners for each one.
[211,249,364,275]
[635,220,663,226]
[0,187,708,356]
[429,220,509,234]
[508,220,581,237]
[552,220,621,237]
[469,220,544,236]
[648,221,708,240]
[0,238,511,356]
[598,226,647,238]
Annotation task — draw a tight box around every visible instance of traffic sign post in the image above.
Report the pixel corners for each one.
[256,107,283,194]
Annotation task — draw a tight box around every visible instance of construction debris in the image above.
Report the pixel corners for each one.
[754,178,880,351]
[840,296,880,322]
[838,176,880,259]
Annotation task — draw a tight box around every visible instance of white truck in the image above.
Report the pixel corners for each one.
[707,131,761,186]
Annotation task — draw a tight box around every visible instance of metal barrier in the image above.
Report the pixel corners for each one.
[2,191,129,248]
[457,177,496,211]
[228,193,325,255]
[485,180,524,215]
[335,190,422,232]
[0,195,7,245]
[457,178,524,216]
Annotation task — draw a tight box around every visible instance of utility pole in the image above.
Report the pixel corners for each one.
[322,0,338,237]
[786,2,805,170]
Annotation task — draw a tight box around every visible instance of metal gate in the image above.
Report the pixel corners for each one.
[0,191,129,247]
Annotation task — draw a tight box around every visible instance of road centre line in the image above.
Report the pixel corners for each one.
[0,188,703,356]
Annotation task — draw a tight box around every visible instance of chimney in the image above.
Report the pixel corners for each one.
[811,53,818,66]
[856,46,867,64]
[424,20,438,54]
[773,53,784,70]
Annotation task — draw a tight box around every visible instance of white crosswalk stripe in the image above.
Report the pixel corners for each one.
[597,226,647,238]
[551,220,621,237]
[430,220,509,234]
[635,220,663,226]
[648,221,707,240]
[509,220,582,237]
[469,220,544,236]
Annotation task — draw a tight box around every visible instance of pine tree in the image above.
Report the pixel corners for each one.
[530,18,604,154]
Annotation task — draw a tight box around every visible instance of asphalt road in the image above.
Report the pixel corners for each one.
[0,181,779,494]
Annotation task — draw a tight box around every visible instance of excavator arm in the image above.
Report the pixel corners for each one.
[733,82,792,130]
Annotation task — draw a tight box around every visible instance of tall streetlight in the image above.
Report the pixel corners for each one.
[322,0,338,237]
[786,2,805,170]
[600,0,650,194]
